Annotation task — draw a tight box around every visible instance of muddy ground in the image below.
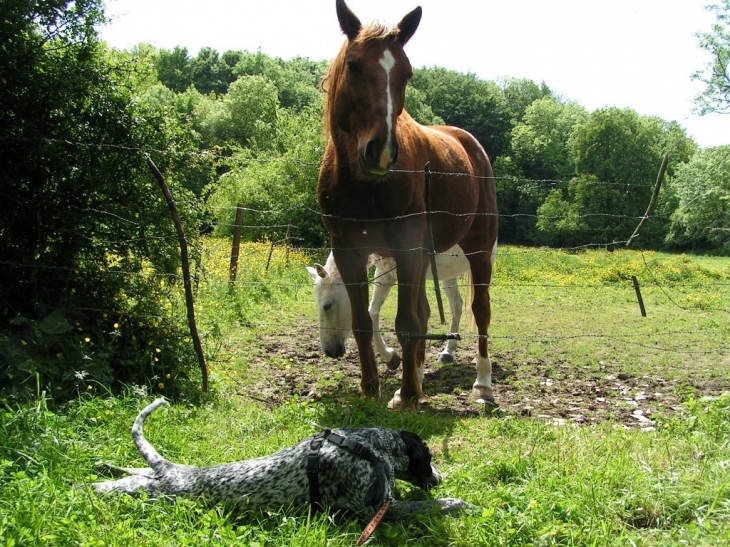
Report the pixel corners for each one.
[237,319,728,429]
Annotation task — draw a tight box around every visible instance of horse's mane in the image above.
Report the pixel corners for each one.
[320,22,401,135]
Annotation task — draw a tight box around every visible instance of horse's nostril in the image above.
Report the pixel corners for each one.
[365,139,377,160]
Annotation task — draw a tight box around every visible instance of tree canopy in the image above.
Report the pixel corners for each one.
[693,0,730,115]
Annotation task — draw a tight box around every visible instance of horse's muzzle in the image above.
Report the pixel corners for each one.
[358,137,398,177]
[323,342,346,359]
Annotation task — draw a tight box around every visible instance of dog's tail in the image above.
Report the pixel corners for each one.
[132,398,171,471]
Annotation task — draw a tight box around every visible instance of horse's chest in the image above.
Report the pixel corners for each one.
[322,182,422,222]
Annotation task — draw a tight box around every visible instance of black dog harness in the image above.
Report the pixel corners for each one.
[306,428,387,512]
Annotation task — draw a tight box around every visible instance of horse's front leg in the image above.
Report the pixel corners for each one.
[390,252,429,410]
[437,279,462,364]
[334,248,380,398]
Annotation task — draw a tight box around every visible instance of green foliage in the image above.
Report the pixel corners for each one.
[154,46,194,93]
[693,0,730,115]
[498,77,553,124]
[667,145,730,253]
[404,86,444,125]
[219,75,280,150]
[233,51,327,112]
[191,47,236,95]
[0,0,206,401]
[410,67,512,158]
[534,107,695,248]
[206,104,328,247]
[511,98,588,181]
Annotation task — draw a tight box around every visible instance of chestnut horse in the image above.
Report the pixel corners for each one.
[317,0,498,410]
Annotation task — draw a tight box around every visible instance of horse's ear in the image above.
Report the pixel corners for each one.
[396,6,422,45]
[336,0,362,41]
[315,264,328,278]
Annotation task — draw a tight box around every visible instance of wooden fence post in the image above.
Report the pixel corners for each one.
[627,152,668,247]
[265,236,275,274]
[285,219,292,263]
[229,203,244,284]
[632,275,647,317]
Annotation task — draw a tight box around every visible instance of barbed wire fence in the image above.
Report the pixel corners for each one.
[2,138,729,390]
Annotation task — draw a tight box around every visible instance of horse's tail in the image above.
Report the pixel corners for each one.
[463,239,498,333]
[132,398,171,472]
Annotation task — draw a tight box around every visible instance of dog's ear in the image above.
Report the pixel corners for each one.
[397,430,435,489]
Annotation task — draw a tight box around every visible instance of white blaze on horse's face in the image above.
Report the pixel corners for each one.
[378,48,397,173]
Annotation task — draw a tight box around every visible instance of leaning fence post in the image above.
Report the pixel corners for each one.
[631,275,647,317]
[230,203,244,284]
[265,236,275,274]
[146,155,208,392]
[627,152,668,247]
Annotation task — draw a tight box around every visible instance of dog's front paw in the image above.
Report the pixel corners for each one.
[438,497,480,514]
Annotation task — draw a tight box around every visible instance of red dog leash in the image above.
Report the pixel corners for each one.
[355,498,392,546]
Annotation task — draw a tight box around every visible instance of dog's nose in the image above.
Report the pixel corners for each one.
[425,464,443,487]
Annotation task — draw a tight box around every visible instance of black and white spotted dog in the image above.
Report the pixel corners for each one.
[91,399,474,520]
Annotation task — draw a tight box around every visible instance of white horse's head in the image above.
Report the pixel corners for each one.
[306,252,352,359]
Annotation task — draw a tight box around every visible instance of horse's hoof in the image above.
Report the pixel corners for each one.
[437,353,453,364]
[472,385,494,403]
[386,353,401,371]
[360,383,381,399]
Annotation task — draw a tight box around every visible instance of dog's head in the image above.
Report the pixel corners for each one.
[396,430,442,489]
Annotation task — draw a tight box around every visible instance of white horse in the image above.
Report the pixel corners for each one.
[307,246,471,370]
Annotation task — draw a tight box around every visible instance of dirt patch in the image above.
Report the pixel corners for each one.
[235,319,728,428]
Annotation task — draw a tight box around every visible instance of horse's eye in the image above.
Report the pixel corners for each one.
[347,61,362,75]
[323,302,333,312]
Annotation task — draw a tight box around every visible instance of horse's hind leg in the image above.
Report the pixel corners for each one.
[437,279,462,364]
[369,274,401,370]
[465,243,496,404]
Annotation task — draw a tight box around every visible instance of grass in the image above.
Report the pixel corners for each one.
[1,241,729,546]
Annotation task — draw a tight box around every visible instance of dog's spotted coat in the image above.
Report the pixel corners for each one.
[91,399,474,520]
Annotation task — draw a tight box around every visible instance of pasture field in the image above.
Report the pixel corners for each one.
[1,241,729,546]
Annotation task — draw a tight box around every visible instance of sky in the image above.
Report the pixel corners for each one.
[99,0,727,148]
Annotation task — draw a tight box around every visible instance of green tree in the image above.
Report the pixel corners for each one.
[206,104,328,247]
[410,67,512,158]
[498,77,553,124]
[234,51,325,111]
[220,75,280,149]
[511,97,588,181]
[405,86,444,125]
[0,0,204,399]
[536,107,693,248]
[155,46,193,93]
[667,146,730,252]
[191,47,234,94]
[693,0,730,114]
